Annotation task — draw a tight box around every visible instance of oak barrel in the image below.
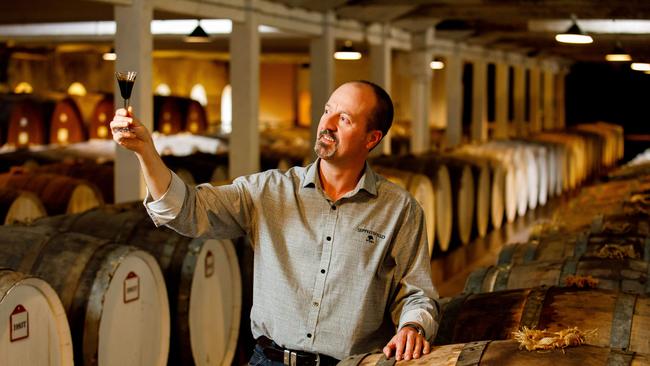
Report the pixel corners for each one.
[34,203,242,366]
[33,161,115,204]
[0,268,73,366]
[341,340,649,366]
[498,214,650,266]
[0,170,103,215]
[0,187,46,224]
[446,152,492,238]
[464,258,650,295]
[435,286,650,355]
[0,225,170,366]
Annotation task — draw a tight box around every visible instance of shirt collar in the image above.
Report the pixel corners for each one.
[301,158,378,198]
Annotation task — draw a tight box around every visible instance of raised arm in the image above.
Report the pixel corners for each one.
[110,107,171,200]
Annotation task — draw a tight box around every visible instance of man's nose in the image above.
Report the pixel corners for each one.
[321,113,338,130]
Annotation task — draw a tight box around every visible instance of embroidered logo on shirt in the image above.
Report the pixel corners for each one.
[357,227,385,244]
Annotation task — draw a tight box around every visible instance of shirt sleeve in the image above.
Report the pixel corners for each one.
[389,197,440,341]
[143,170,254,240]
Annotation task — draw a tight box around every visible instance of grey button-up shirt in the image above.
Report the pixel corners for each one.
[144,159,439,360]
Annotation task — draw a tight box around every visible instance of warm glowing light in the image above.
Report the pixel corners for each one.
[102,51,116,61]
[190,84,208,106]
[605,54,631,62]
[555,33,593,44]
[155,84,171,96]
[631,63,650,71]
[14,82,33,94]
[430,61,445,70]
[68,82,87,96]
[334,40,362,60]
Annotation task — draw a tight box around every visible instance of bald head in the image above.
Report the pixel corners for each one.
[345,80,394,139]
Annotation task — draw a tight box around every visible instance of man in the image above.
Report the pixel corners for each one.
[111,80,439,365]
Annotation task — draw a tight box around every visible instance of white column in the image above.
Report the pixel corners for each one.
[445,53,462,147]
[409,30,433,154]
[229,4,260,179]
[369,25,392,156]
[471,59,487,142]
[114,0,152,203]
[543,68,555,131]
[513,64,526,137]
[309,12,335,159]
[494,62,509,139]
[529,66,542,133]
[555,71,567,129]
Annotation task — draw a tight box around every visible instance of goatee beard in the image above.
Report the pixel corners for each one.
[314,129,338,159]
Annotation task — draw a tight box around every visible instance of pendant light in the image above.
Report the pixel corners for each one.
[555,15,593,44]
[102,47,116,61]
[334,41,362,60]
[185,20,211,43]
[605,42,631,62]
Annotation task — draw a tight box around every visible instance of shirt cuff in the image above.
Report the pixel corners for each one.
[398,309,437,341]
[143,170,186,226]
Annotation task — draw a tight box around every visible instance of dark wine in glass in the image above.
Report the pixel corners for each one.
[115,71,137,132]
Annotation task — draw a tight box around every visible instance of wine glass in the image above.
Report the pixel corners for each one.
[115,71,137,132]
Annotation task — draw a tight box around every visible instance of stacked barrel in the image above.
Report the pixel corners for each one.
[423,148,650,363]
[370,123,624,258]
[0,202,243,366]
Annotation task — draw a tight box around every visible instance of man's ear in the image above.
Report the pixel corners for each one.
[366,130,383,150]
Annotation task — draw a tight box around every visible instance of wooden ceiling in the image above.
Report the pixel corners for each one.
[1,0,649,63]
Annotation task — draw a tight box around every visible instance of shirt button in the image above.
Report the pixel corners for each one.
[313,302,319,307]
[326,236,331,241]
[307,333,312,338]
[320,269,325,274]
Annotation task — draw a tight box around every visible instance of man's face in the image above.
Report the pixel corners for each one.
[314,83,380,162]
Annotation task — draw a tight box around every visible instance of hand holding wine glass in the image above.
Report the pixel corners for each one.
[115,71,137,132]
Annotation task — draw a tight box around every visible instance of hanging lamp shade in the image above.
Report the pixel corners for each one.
[185,22,211,43]
[334,41,362,60]
[555,21,593,44]
[102,47,116,61]
[605,43,631,62]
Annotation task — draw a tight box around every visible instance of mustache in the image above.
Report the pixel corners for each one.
[318,129,338,141]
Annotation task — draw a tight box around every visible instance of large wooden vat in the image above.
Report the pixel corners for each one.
[49,97,87,145]
[34,203,242,366]
[1,96,55,147]
[0,269,73,366]
[0,171,103,215]
[435,287,650,355]
[89,94,114,140]
[342,340,649,366]
[0,226,170,366]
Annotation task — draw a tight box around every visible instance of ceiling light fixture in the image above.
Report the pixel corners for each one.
[555,15,593,44]
[334,41,361,61]
[185,20,211,43]
[605,41,631,62]
[631,62,650,71]
[102,47,116,61]
[430,60,445,70]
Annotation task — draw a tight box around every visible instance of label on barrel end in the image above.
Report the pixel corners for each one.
[10,305,29,342]
[205,251,214,278]
[123,272,140,304]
